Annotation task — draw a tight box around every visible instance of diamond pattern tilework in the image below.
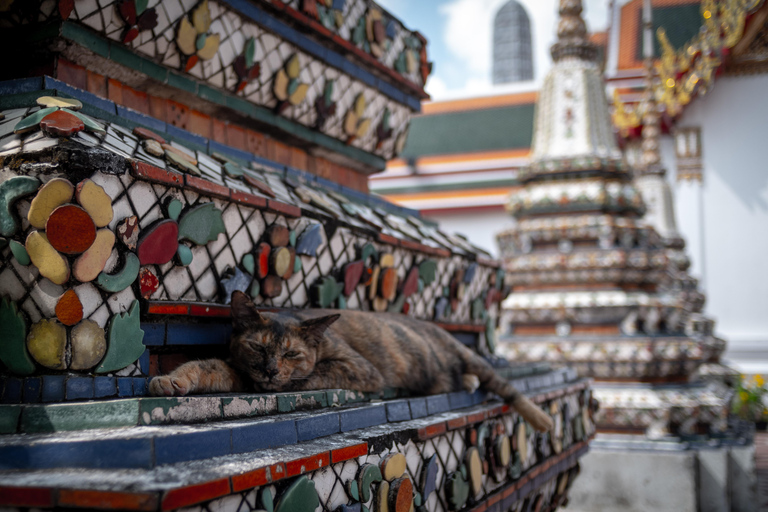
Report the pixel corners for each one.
[8,0,421,159]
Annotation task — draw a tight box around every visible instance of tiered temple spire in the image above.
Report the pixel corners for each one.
[497,0,730,437]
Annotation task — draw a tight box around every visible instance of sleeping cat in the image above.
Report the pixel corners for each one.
[149,291,553,432]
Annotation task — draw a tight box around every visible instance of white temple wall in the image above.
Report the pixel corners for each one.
[425,209,514,257]
[671,73,768,372]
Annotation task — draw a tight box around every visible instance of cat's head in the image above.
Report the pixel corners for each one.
[228,291,339,390]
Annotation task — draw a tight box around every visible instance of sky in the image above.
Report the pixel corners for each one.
[376,0,609,100]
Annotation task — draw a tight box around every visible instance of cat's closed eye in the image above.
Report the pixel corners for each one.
[284,351,301,358]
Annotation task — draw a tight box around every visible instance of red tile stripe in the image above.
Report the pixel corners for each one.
[231,461,287,493]
[0,487,54,508]
[185,175,231,200]
[285,452,330,477]
[146,302,190,315]
[189,304,231,317]
[130,161,184,187]
[331,443,368,463]
[58,489,158,511]
[267,199,301,218]
[231,190,268,209]
[161,478,231,511]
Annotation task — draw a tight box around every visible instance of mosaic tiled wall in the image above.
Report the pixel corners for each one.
[0,0,426,161]
[0,98,504,390]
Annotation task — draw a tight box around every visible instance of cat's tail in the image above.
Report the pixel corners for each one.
[460,349,554,432]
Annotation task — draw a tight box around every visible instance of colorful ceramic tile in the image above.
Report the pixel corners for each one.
[254,242,271,279]
[0,176,40,236]
[378,480,390,512]
[139,267,159,299]
[271,247,292,277]
[401,267,419,297]
[73,229,115,282]
[379,253,395,268]
[75,180,113,228]
[261,275,283,298]
[465,447,482,496]
[166,199,183,222]
[26,319,67,370]
[165,149,202,176]
[221,267,252,304]
[117,215,140,250]
[495,435,511,467]
[381,453,406,480]
[40,109,85,137]
[177,203,225,244]
[137,219,179,265]
[25,231,70,285]
[176,244,193,266]
[380,267,398,301]
[13,107,58,133]
[267,225,290,247]
[313,276,343,307]
[36,96,82,110]
[46,205,96,254]
[0,297,35,375]
[296,223,323,256]
[242,253,255,275]
[347,480,360,502]
[445,467,469,511]
[70,320,107,370]
[9,240,30,266]
[273,476,319,512]
[97,300,145,373]
[343,260,364,296]
[243,172,276,198]
[96,253,140,293]
[133,126,166,144]
[419,454,438,502]
[143,139,164,157]
[55,289,83,326]
[388,477,413,512]
[418,260,437,285]
[27,178,73,229]
[357,463,383,502]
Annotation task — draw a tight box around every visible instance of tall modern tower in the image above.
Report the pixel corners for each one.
[492,0,534,84]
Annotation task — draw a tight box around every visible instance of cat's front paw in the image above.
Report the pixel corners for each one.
[149,375,193,396]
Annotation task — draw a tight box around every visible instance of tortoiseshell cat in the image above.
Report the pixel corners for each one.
[149,291,553,431]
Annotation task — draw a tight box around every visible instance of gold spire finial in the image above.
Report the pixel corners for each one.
[550,0,597,62]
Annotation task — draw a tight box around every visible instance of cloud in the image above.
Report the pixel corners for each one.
[427,0,609,101]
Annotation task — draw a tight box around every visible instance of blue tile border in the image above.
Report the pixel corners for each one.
[385,400,412,422]
[339,403,387,432]
[166,323,231,345]
[232,418,299,452]
[296,411,340,441]
[44,76,117,115]
[41,375,66,403]
[154,429,231,465]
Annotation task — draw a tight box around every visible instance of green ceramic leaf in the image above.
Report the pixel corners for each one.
[178,202,225,245]
[0,176,40,237]
[323,80,334,106]
[167,198,183,221]
[242,253,255,275]
[13,107,57,134]
[69,110,106,134]
[96,300,145,373]
[261,487,274,512]
[176,244,193,266]
[0,297,35,375]
[288,78,299,96]
[223,162,244,178]
[245,38,256,69]
[274,476,319,512]
[418,260,437,285]
[9,240,30,266]
[346,480,359,501]
[96,253,140,293]
[196,33,207,51]
[135,0,148,15]
[312,276,343,308]
[356,463,382,502]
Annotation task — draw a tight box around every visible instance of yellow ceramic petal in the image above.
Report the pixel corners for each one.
[192,0,212,33]
[381,453,406,480]
[177,17,198,55]
[355,117,372,138]
[288,83,309,106]
[27,178,74,229]
[379,253,395,268]
[36,96,83,110]
[70,320,107,370]
[26,231,70,285]
[73,229,115,282]
[286,54,301,80]
[27,319,67,370]
[344,111,358,136]
[76,179,113,228]
[406,50,417,74]
[354,94,366,117]
[273,69,290,101]
[197,33,220,60]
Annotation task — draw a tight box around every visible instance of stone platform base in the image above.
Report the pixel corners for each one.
[566,433,757,512]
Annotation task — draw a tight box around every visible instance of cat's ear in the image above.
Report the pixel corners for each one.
[230,290,267,327]
[300,314,340,342]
